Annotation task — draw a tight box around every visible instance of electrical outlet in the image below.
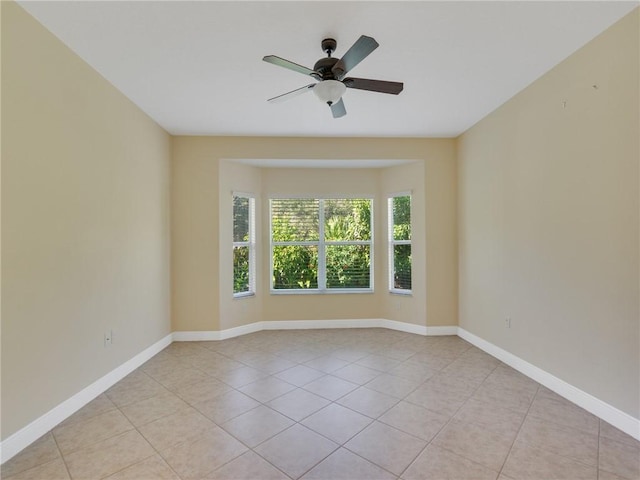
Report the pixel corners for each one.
[505,318,511,328]
[104,330,113,347]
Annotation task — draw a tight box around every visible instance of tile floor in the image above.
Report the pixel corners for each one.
[2,328,639,480]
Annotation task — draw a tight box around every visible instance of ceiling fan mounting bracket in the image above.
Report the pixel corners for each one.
[321,38,337,57]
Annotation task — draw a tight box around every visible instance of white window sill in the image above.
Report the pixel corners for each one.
[389,289,412,296]
[233,291,255,299]
[270,289,374,295]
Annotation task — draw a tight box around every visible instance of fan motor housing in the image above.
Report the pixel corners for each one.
[313,57,339,80]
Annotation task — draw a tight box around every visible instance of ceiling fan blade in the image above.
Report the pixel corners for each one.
[331,35,379,79]
[343,77,404,95]
[330,98,346,118]
[267,84,315,103]
[263,55,320,79]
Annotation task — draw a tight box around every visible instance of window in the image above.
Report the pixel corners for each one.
[233,194,255,297]
[270,198,373,293]
[388,194,411,293]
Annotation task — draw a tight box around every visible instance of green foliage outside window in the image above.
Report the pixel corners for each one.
[271,198,372,290]
[391,195,412,290]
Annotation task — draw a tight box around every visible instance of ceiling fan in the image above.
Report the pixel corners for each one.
[263,35,403,118]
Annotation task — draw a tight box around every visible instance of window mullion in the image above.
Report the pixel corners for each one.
[318,199,326,290]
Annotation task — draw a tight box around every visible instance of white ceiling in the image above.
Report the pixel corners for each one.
[18,1,638,138]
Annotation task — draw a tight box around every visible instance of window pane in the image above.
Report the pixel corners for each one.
[233,246,250,293]
[393,244,412,290]
[272,245,318,289]
[392,196,411,241]
[233,196,249,242]
[326,245,371,289]
[324,199,372,241]
[271,199,319,242]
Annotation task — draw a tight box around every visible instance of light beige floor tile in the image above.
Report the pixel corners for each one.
[221,405,294,447]
[517,415,598,466]
[377,346,418,362]
[458,349,501,367]
[105,372,169,407]
[344,421,426,476]
[193,357,245,377]
[483,367,539,394]
[242,354,297,374]
[501,438,597,480]
[337,386,399,418]
[303,355,351,373]
[267,388,330,421]
[275,364,325,387]
[404,376,474,417]
[597,470,630,480]
[160,426,247,479]
[104,454,179,479]
[453,397,524,436]
[330,347,371,363]
[302,403,373,444]
[471,381,536,416]
[53,408,134,455]
[365,373,422,399]
[238,376,296,403]
[214,365,269,388]
[439,367,493,388]
[274,347,324,363]
[528,387,599,435]
[387,361,437,383]
[57,394,117,428]
[407,352,456,371]
[1,433,61,478]
[301,447,396,480]
[153,367,212,391]
[432,419,514,471]
[137,407,214,451]
[120,391,190,427]
[208,451,289,480]
[193,389,260,424]
[173,377,232,404]
[141,355,192,377]
[402,444,499,480]
[356,354,402,372]
[64,430,155,480]
[2,457,70,480]
[599,435,640,480]
[378,401,449,442]
[600,420,640,448]
[302,374,359,401]
[255,424,338,479]
[333,363,382,385]
[164,342,209,357]
[11,329,640,480]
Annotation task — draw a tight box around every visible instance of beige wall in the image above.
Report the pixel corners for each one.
[380,161,427,325]
[458,9,639,418]
[218,161,263,330]
[172,137,458,331]
[1,2,171,440]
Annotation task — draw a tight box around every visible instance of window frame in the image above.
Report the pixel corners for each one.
[388,192,412,295]
[269,196,374,294]
[233,192,256,298]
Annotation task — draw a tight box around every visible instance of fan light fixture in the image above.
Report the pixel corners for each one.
[313,80,346,105]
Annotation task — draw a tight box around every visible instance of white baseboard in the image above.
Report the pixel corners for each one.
[458,327,640,441]
[0,333,173,464]
[174,319,449,341]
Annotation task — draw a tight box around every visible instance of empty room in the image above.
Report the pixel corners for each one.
[2,1,639,479]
